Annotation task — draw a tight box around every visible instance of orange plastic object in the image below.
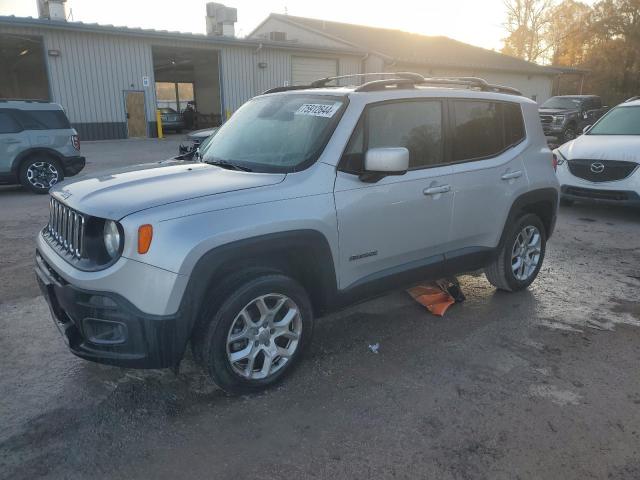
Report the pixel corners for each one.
[407,285,455,317]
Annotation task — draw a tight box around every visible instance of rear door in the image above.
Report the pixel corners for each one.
[334,99,454,289]
[447,100,530,253]
[0,109,29,175]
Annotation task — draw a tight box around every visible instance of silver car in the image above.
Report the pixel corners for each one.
[35,74,559,394]
[0,100,85,193]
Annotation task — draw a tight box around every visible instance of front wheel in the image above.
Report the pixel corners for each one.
[197,273,314,395]
[561,126,577,143]
[485,214,547,292]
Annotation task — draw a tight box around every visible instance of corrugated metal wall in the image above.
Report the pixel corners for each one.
[0,23,362,139]
[0,25,156,140]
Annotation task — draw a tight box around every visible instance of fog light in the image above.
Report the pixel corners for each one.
[83,318,127,345]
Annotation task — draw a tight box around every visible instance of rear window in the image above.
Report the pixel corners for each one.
[0,110,22,134]
[452,100,525,161]
[16,110,71,130]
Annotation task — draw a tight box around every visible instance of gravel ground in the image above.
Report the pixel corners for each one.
[1,137,639,480]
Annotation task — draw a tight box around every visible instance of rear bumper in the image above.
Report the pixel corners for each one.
[35,250,187,368]
[61,155,86,176]
[561,185,640,206]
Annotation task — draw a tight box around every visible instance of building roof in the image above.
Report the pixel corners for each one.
[0,15,364,56]
[254,13,560,76]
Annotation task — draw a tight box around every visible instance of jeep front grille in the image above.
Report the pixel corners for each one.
[45,198,86,258]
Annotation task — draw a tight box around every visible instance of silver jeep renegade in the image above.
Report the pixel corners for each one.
[35,74,559,394]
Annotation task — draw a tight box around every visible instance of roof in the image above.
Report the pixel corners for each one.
[254,13,560,76]
[0,99,62,110]
[0,15,364,56]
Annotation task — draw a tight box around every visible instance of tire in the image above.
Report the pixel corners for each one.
[484,213,547,292]
[19,155,64,194]
[561,125,577,144]
[560,198,574,207]
[196,273,314,395]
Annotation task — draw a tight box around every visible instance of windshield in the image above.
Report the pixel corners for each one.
[201,94,346,173]
[588,106,640,135]
[541,97,583,109]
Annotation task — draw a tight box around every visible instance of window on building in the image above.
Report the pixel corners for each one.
[341,100,443,171]
[0,110,22,133]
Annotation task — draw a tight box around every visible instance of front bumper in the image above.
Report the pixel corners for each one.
[561,185,640,206]
[61,155,86,176]
[35,250,188,368]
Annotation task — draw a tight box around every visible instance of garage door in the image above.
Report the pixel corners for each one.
[292,57,338,85]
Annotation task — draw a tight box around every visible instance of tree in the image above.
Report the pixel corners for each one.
[502,0,555,63]
[547,0,592,65]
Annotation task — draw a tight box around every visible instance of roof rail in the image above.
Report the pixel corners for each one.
[261,72,424,95]
[262,72,523,96]
[355,75,523,95]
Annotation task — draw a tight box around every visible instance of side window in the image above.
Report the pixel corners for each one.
[0,110,22,134]
[504,103,525,147]
[16,110,71,130]
[341,100,443,172]
[452,101,504,161]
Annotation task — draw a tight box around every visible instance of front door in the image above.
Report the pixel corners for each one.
[125,91,147,138]
[334,99,454,290]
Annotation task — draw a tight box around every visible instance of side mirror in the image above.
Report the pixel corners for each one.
[582,125,592,134]
[364,147,409,173]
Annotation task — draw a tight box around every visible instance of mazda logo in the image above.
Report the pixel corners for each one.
[590,162,605,174]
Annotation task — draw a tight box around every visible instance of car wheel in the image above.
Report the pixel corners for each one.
[560,198,574,207]
[562,126,577,143]
[197,273,313,395]
[484,213,546,292]
[19,155,64,194]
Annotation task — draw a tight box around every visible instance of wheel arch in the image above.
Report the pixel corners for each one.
[12,147,64,176]
[180,229,338,352]
[498,188,559,251]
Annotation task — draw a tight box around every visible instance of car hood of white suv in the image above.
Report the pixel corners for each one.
[50,160,286,220]
[559,134,640,162]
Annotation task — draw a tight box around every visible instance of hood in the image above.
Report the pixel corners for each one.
[558,135,640,162]
[51,160,286,220]
[539,108,579,115]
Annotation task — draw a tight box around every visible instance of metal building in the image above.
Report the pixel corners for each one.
[0,3,363,140]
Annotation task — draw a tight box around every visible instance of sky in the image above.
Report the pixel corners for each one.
[0,0,516,51]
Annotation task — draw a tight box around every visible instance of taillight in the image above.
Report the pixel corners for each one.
[552,153,558,172]
[71,134,80,151]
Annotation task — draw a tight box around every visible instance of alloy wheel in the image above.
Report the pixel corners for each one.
[226,293,302,380]
[511,225,542,281]
[26,161,59,190]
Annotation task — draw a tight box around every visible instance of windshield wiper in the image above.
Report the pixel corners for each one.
[204,158,252,172]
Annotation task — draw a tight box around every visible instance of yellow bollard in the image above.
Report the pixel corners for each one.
[156,109,164,139]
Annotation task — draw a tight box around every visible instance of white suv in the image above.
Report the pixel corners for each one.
[555,98,640,207]
[35,74,559,394]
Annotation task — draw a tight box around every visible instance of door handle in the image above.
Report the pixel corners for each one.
[423,184,451,195]
[501,170,523,180]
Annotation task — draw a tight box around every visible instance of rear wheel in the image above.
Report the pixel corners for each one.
[19,155,64,194]
[485,214,546,292]
[562,125,577,143]
[197,273,313,395]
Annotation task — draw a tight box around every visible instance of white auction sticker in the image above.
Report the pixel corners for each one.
[295,103,341,118]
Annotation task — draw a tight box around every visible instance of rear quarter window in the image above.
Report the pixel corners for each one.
[0,110,22,134]
[16,110,71,130]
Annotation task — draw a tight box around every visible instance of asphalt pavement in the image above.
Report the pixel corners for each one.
[1,136,639,480]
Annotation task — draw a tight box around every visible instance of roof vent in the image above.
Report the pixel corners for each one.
[268,31,287,42]
[205,3,237,37]
[37,0,67,21]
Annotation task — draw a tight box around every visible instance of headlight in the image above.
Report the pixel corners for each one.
[553,115,565,124]
[103,220,122,258]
